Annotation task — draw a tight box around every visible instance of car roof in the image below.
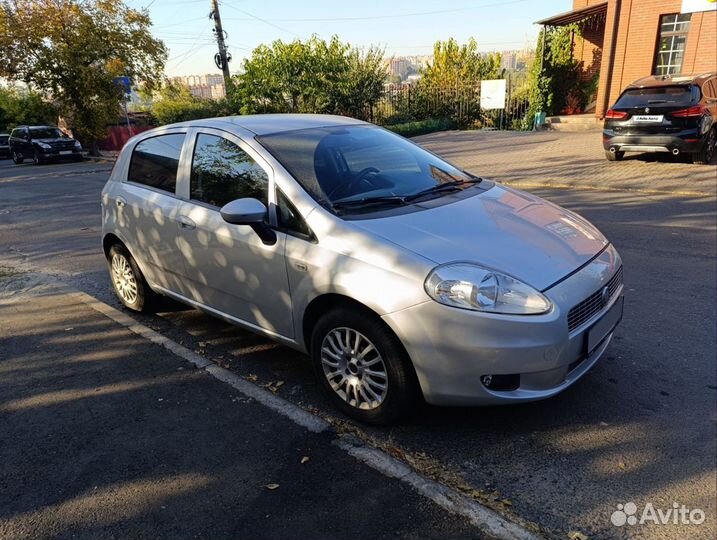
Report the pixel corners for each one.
[627,72,716,89]
[163,113,368,136]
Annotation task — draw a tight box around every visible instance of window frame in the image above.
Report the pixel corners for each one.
[275,187,317,243]
[124,128,188,198]
[653,13,692,76]
[180,127,278,224]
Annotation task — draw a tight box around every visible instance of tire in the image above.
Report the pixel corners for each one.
[692,128,716,165]
[107,243,157,312]
[32,151,42,165]
[12,151,23,165]
[605,150,624,161]
[310,307,418,424]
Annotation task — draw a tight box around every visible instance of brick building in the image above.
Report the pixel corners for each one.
[538,0,717,118]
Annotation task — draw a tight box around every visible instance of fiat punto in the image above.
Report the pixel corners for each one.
[102,115,624,424]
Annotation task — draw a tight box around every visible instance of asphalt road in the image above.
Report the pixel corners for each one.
[0,134,715,540]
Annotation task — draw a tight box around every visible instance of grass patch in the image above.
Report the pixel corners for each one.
[383,118,455,138]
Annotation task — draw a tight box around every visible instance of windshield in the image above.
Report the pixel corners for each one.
[614,85,698,107]
[29,127,67,139]
[256,125,475,211]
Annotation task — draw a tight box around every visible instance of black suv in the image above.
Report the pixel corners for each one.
[8,125,83,165]
[603,72,717,164]
[0,134,10,159]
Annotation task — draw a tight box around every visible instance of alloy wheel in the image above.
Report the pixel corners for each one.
[320,327,389,410]
[111,253,138,305]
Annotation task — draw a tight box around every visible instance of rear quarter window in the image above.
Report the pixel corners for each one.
[614,85,698,108]
[127,133,185,194]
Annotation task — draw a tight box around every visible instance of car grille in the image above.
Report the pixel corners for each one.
[567,266,623,332]
[50,141,76,151]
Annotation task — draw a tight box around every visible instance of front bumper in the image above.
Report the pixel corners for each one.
[382,245,623,406]
[603,130,704,154]
[39,149,82,160]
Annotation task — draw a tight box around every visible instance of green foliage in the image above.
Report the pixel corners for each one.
[0,0,167,149]
[151,82,232,125]
[525,25,584,126]
[414,38,502,128]
[0,87,57,131]
[231,35,385,119]
[383,118,455,138]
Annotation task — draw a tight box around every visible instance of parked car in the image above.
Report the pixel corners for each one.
[0,133,10,159]
[603,72,717,164]
[8,125,83,165]
[102,115,624,424]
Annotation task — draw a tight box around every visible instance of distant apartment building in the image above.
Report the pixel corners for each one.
[538,0,717,117]
[389,58,410,79]
[169,73,226,99]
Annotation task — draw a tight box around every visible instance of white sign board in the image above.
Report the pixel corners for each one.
[480,79,507,110]
[681,0,716,13]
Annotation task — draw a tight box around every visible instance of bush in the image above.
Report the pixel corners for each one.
[383,118,455,137]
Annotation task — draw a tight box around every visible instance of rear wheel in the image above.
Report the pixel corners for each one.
[310,307,418,424]
[107,244,157,312]
[12,151,23,164]
[605,150,624,161]
[693,128,716,165]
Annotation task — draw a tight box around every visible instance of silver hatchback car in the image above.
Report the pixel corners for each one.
[102,114,624,424]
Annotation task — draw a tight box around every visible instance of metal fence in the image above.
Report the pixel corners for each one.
[367,77,531,130]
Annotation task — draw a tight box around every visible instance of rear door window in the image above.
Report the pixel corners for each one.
[614,85,698,108]
[128,133,185,194]
[189,133,269,208]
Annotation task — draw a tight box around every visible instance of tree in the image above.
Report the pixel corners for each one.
[0,87,58,131]
[231,35,385,120]
[0,0,167,151]
[414,38,502,128]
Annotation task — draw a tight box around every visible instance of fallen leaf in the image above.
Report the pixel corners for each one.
[500,498,512,506]
[300,456,310,464]
[64,327,74,331]
[247,374,258,382]
[568,531,589,540]
[618,461,626,471]
[265,483,280,490]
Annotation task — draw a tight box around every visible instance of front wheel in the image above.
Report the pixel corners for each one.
[605,150,624,161]
[12,151,23,165]
[32,151,43,165]
[107,244,157,312]
[693,129,716,165]
[311,307,418,424]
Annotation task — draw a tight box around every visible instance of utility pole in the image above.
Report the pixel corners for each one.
[210,0,232,91]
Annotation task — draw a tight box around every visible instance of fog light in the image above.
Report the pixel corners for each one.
[481,374,520,391]
[481,375,493,387]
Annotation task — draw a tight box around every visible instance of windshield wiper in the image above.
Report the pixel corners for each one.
[331,195,408,212]
[404,178,482,202]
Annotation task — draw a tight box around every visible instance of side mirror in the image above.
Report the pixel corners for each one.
[220,198,276,245]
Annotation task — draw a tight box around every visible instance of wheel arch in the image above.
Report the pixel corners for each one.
[301,293,423,394]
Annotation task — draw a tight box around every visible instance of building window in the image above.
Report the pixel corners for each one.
[654,13,691,75]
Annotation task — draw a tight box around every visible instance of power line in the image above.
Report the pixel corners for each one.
[219,1,298,37]
[220,0,530,23]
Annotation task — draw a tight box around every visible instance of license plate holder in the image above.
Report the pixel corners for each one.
[59,150,72,155]
[587,296,624,354]
[633,115,663,123]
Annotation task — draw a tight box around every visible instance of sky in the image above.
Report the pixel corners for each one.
[131,0,574,77]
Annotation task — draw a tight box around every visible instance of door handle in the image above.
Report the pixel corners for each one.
[116,197,127,208]
[176,216,196,230]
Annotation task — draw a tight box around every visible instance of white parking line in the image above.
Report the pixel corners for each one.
[73,289,542,540]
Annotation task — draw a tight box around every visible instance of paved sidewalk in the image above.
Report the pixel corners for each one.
[416,130,717,197]
[0,277,479,540]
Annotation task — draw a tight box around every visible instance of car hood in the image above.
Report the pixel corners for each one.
[353,184,608,291]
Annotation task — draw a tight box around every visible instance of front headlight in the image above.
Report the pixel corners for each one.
[37,142,51,150]
[74,141,82,149]
[424,263,552,315]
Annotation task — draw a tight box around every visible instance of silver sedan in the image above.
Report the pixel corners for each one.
[101,114,624,424]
